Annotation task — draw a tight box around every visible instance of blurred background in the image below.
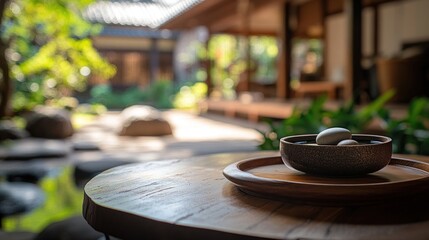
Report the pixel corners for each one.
[0,0,429,239]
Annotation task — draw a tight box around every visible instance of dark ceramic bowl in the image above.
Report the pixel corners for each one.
[280,134,392,177]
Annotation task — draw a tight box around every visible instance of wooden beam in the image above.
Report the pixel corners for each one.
[239,0,251,92]
[220,29,278,36]
[345,0,362,103]
[321,0,328,81]
[161,0,227,29]
[326,0,406,16]
[201,2,238,27]
[205,32,213,96]
[277,1,292,99]
[208,14,237,33]
[373,4,379,57]
[207,0,270,33]
[149,39,159,82]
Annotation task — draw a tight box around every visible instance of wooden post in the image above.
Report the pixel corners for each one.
[321,0,327,81]
[149,38,159,83]
[205,32,212,96]
[238,0,251,92]
[277,1,292,99]
[345,0,362,103]
[373,4,379,57]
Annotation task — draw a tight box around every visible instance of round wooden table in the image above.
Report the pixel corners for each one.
[83,152,429,240]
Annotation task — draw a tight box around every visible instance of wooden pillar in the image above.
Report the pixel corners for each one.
[238,0,251,92]
[277,1,292,99]
[373,4,379,57]
[345,0,362,103]
[149,38,159,83]
[205,32,213,96]
[321,0,328,81]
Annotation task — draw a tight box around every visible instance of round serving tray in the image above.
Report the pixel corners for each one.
[223,156,429,206]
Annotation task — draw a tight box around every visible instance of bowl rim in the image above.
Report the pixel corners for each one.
[280,134,392,147]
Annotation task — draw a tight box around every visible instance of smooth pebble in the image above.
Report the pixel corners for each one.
[316,127,351,145]
[337,139,359,146]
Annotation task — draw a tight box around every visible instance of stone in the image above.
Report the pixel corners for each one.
[118,105,172,136]
[0,182,44,217]
[1,162,50,183]
[0,139,71,160]
[316,127,351,145]
[72,141,100,151]
[0,120,28,141]
[25,108,74,139]
[337,139,359,146]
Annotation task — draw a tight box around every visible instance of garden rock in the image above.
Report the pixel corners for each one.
[118,105,172,136]
[26,108,74,139]
[0,121,28,141]
[0,161,50,183]
[0,139,71,160]
[0,182,44,218]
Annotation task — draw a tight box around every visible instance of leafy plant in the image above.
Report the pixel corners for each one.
[173,81,207,110]
[259,90,394,150]
[259,95,328,150]
[89,84,146,109]
[1,0,116,113]
[327,90,394,132]
[90,80,177,109]
[3,167,83,232]
[145,80,175,109]
[387,97,429,155]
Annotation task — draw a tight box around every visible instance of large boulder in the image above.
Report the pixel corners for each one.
[118,105,172,136]
[25,108,74,139]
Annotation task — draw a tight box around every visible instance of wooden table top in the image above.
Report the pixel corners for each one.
[83,152,429,240]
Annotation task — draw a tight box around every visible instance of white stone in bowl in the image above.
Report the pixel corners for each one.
[316,127,351,145]
[337,139,359,146]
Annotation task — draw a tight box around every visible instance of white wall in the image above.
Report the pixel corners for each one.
[380,0,429,57]
[325,0,429,83]
[326,14,346,83]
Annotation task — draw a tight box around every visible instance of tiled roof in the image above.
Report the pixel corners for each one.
[83,0,202,28]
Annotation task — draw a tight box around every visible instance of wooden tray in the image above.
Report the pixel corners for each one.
[223,156,429,206]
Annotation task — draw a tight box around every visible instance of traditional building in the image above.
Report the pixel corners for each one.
[83,0,201,89]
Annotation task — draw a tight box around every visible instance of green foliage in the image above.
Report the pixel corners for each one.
[328,90,394,132]
[90,80,176,109]
[250,36,278,81]
[2,0,115,112]
[74,103,107,115]
[46,96,79,110]
[3,167,83,232]
[259,91,429,155]
[259,91,394,150]
[145,80,175,109]
[387,97,429,155]
[259,96,328,150]
[173,82,207,110]
[206,35,278,99]
[89,84,146,109]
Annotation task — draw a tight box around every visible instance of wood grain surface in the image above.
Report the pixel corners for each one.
[83,152,429,240]
[223,156,429,206]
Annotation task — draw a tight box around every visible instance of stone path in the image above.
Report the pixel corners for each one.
[72,110,267,162]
